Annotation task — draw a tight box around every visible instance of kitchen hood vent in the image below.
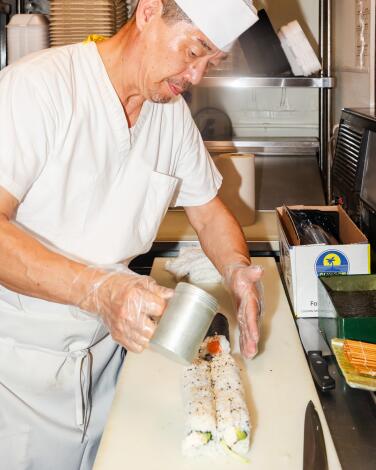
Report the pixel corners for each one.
[333,123,363,192]
[332,108,376,227]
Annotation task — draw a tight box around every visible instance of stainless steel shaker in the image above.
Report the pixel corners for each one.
[150,282,218,364]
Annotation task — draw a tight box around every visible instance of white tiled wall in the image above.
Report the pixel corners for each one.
[332,0,375,124]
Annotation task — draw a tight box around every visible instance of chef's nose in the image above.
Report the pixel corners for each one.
[187,58,209,85]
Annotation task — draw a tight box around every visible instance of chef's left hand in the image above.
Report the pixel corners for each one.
[224,264,264,359]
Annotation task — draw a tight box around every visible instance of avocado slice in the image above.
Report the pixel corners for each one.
[236,429,248,441]
[201,432,212,444]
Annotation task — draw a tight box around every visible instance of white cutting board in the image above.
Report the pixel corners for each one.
[94,257,342,470]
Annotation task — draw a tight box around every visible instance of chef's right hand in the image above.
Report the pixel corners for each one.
[71,266,174,352]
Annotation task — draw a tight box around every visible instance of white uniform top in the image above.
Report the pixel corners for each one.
[0,42,222,470]
[0,41,222,265]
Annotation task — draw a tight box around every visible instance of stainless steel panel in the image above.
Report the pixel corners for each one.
[317,356,376,470]
[319,0,333,202]
[255,155,326,209]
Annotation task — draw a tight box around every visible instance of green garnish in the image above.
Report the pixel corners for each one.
[201,432,212,444]
[220,440,250,464]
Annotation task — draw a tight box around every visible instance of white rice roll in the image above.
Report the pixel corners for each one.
[182,359,216,456]
[211,353,251,455]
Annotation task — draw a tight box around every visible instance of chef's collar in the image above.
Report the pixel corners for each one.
[174,0,259,51]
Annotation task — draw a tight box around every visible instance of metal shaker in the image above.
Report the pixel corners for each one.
[150,282,218,364]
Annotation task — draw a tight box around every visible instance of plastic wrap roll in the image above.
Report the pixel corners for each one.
[213,153,256,226]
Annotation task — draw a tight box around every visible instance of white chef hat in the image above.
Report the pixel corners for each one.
[174,0,259,51]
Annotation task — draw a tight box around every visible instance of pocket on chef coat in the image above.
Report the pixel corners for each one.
[0,337,73,397]
[0,426,30,470]
[137,171,178,249]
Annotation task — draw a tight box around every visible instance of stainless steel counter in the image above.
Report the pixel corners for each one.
[274,265,376,469]
[316,357,376,470]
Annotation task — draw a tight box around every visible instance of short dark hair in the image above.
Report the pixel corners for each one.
[161,0,192,24]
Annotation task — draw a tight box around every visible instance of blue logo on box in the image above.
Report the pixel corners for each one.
[315,250,349,276]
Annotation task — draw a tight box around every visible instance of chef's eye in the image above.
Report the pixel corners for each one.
[189,49,199,58]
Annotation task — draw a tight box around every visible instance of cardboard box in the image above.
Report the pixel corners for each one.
[276,205,370,317]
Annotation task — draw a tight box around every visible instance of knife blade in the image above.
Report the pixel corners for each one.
[297,318,335,391]
[303,400,328,470]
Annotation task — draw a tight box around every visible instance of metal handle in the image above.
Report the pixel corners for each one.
[319,0,333,203]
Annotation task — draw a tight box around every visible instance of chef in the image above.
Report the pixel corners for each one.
[0,0,262,468]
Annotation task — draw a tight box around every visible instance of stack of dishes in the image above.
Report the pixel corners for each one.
[49,0,127,47]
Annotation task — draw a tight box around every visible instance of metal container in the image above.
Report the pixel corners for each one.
[150,282,218,365]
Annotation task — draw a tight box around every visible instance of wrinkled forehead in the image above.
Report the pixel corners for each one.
[175,21,228,58]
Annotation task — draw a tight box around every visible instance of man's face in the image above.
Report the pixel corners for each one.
[136,14,227,103]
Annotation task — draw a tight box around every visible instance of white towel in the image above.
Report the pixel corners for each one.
[165,247,222,284]
[278,20,321,77]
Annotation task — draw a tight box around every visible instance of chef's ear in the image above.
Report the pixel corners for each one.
[136,0,164,29]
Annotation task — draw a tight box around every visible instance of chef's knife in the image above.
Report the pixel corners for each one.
[296,318,335,391]
[303,400,328,470]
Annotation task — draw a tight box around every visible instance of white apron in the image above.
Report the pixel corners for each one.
[0,154,178,469]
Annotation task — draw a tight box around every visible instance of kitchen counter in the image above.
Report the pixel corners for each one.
[94,257,341,470]
[154,209,279,254]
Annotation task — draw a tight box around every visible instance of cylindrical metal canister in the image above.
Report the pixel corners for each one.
[150,282,218,364]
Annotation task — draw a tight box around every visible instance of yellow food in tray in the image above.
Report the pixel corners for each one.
[343,339,376,377]
[331,338,376,391]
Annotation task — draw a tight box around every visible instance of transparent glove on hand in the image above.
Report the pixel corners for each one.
[224,264,264,359]
[70,265,174,353]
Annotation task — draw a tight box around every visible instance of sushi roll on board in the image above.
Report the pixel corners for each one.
[182,313,251,461]
[211,353,251,456]
[182,360,217,456]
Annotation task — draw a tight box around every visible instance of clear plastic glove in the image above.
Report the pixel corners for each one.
[224,263,264,359]
[70,265,174,353]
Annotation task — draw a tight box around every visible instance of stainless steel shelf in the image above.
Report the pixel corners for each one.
[205,137,320,156]
[199,76,335,88]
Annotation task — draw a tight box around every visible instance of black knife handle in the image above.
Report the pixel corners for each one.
[307,351,335,392]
